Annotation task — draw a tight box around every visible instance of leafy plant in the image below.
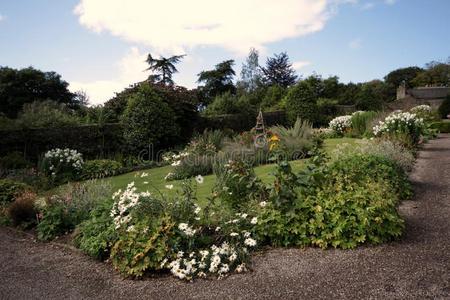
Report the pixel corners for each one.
[350,111,378,137]
[0,179,31,204]
[7,191,37,227]
[82,159,123,179]
[438,95,450,119]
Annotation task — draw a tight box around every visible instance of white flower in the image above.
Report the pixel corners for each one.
[140,172,148,178]
[215,227,221,232]
[259,201,267,207]
[244,238,257,247]
[165,184,174,190]
[230,232,239,237]
[171,160,181,167]
[143,181,149,184]
[229,252,237,262]
[195,175,204,184]
[194,205,201,215]
[250,217,258,224]
[235,263,247,273]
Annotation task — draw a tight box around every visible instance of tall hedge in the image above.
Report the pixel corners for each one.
[0,124,123,161]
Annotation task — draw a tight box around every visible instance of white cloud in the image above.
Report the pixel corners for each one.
[0,14,4,22]
[384,0,397,5]
[69,47,148,105]
[348,38,362,49]
[74,0,333,54]
[292,61,311,70]
[361,2,375,10]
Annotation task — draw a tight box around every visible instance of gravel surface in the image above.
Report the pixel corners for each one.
[1,135,449,300]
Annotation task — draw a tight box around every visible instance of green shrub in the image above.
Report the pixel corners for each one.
[74,198,117,260]
[122,85,179,152]
[284,81,318,125]
[82,159,123,179]
[328,153,412,201]
[438,95,450,119]
[350,111,378,137]
[37,181,111,240]
[16,100,81,128]
[306,179,404,249]
[430,121,450,133]
[0,179,31,204]
[168,154,216,180]
[213,159,266,209]
[41,148,84,184]
[0,152,31,170]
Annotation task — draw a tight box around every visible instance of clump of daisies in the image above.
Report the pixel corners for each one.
[329,115,352,135]
[410,105,434,121]
[372,111,424,141]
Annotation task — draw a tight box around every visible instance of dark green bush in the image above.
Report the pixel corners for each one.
[0,152,31,170]
[0,179,31,204]
[350,111,378,137]
[82,159,123,179]
[430,121,450,133]
[122,85,179,152]
[438,95,450,119]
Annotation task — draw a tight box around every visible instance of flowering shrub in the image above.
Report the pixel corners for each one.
[81,159,123,180]
[107,179,259,280]
[410,105,433,120]
[329,115,352,135]
[372,112,425,145]
[42,148,83,183]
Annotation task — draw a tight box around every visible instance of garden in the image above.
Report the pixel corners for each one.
[0,95,443,280]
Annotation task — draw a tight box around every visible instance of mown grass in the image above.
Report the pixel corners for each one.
[101,138,360,203]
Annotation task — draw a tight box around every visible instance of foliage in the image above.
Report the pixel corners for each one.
[316,98,338,126]
[145,54,185,86]
[438,95,450,119]
[269,118,316,159]
[16,100,81,128]
[355,80,386,110]
[284,80,318,124]
[203,92,250,116]
[430,121,450,133]
[0,66,77,118]
[82,159,123,180]
[0,151,31,170]
[384,66,424,98]
[0,179,31,204]
[37,181,111,240]
[350,111,378,137]
[411,60,450,87]
[213,159,266,209]
[122,85,180,152]
[261,85,287,111]
[261,52,297,87]
[197,60,236,103]
[7,191,37,227]
[74,198,118,260]
[239,48,263,92]
[41,148,84,184]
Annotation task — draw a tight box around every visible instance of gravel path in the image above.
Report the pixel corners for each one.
[1,135,449,300]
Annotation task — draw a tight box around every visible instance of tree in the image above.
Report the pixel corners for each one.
[239,48,262,92]
[261,52,297,87]
[384,66,424,100]
[355,80,386,111]
[145,54,185,86]
[197,60,236,103]
[122,85,179,152]
[412,60,450,87]
[0,66,75,118]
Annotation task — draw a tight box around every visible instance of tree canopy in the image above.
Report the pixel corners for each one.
[261,52,297,88]
[197,60,236,103]
[0,66,76,118]
[145,54,185,86]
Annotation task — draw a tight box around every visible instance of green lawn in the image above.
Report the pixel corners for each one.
[101,138,360,202]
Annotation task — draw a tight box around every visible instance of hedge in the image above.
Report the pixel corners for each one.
[0,111,288,161]
[0,124,124,162]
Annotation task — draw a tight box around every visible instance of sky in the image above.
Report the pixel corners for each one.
[0,0,449,105]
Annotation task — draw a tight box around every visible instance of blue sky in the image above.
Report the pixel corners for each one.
[0,0,449,104]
